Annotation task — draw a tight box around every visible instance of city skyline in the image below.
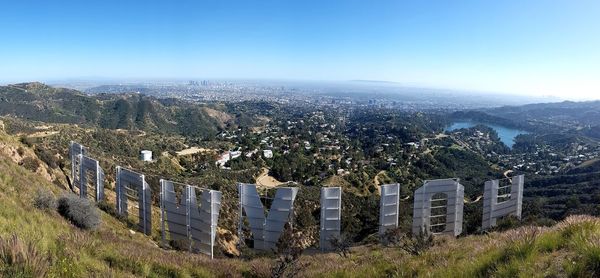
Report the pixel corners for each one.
[0,1,599,100]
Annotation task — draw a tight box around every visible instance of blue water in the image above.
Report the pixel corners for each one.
[445,121,528,148]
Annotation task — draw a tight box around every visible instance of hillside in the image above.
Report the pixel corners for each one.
[486,101,600,127]
[472,101,600,135]
[0,83,229,139]
[0,116,599,276]
[3,84,600,276]
[1,139,600,276]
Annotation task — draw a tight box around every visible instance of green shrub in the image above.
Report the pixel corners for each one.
[491,215,522,232]
[536,231,564,252]
[33,189,57,212]
[57,194,101,230]
[96,200,116,216]
[0,235,49,277]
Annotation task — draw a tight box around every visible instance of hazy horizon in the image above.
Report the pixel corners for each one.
[1,1,599,100]
[0,77,580,104]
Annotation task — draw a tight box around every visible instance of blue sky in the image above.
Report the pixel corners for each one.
[0,0,599,99]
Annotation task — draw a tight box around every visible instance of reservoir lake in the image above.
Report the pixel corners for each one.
[446,121,529,148]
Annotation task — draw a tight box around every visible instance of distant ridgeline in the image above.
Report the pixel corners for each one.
[450,110,530,131]
[453,100,600,135]
[70,141,524,257]
[0,82,223,139]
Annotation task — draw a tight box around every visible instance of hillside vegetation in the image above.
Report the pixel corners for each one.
[2,83,600,276]
[2,139,600,276]
[0,112,599,277]
[0,83,226,139]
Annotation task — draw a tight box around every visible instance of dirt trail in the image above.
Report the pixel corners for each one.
[255,168,286,188]
[27,131,59,138]
[175,147,215,156]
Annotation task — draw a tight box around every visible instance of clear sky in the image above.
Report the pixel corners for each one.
[0,0,599,100]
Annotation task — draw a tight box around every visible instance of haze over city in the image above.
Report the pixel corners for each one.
[0,0,599,100]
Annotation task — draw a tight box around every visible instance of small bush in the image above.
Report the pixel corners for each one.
[0,235,49,277]
[381,227,403,246]
[531,217,557,227]
[16,147,25,156]
[20,157,40,172]
[96,200,116,216]
[491,215,522,232]
[34,147,59,169]
[169,239,190,252]
[271,226,307,278]
[57,194,101,230]
[328,234,352,258]
[97,200,136,229]
[398,228,434,256]
[33,189,57,211]
[19,137,35,148]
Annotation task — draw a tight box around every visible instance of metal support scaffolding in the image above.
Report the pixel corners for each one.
[76,154,105,201]
[482,175,524,230]
[379,183,400,236]
[160,180,222,258]
[412,178,464,237]
[238,183,298,251]
[69,141,86,188]
[320,187,342,251]
[116,166,152,235]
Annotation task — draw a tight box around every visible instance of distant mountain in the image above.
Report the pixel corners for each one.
[349,79,402,84]
[450,100,600,136]
[450,110,528,129]
[0,82,225,138]
[485,101,600,127]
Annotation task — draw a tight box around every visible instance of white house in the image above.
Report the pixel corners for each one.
[263,150,273,159]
